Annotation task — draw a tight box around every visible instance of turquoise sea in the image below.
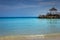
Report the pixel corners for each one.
[0,18,60,36]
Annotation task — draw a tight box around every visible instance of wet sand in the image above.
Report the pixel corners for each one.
[0,34,60,40]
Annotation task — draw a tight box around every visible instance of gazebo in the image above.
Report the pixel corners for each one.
[49,7,57,14]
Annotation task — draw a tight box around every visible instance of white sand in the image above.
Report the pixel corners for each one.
[0,34,60,40]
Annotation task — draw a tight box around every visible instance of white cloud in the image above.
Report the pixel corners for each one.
[0,0,60,11]
[39,1,60,6]
[0,4,40,11]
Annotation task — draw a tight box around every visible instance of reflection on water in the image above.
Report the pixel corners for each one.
[47,19,60,34]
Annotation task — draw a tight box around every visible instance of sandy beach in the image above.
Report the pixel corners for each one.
[0,34,60,40]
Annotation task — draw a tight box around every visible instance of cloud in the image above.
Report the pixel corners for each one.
[0,0,60,11]
[0,4,40,11]
[39,1,60,5]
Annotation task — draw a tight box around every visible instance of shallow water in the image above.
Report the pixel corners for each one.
[0,18,60,36]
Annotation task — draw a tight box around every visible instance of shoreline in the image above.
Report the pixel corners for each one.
[0,33,60,40]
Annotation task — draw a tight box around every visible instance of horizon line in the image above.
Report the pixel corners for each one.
[0,17,37,18]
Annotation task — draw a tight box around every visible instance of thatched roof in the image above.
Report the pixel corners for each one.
[49,7,57,11]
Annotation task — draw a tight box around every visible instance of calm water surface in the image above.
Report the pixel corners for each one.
[0,18,60,36]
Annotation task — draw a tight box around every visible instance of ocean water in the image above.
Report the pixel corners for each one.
[0,18,60,36]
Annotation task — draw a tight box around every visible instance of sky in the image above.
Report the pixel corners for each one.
[0,0,60,17]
